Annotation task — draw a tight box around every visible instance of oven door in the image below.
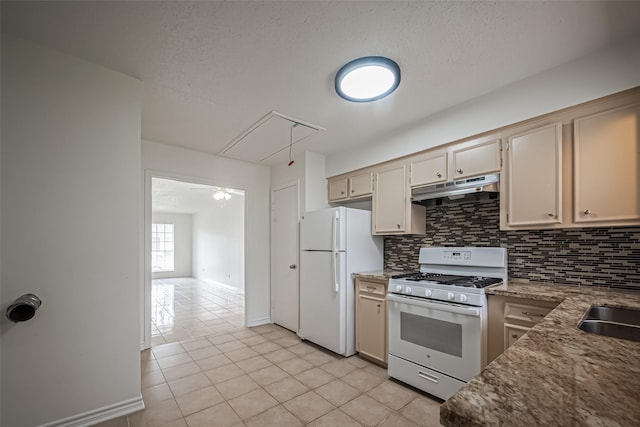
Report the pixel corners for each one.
[387,293,483,382]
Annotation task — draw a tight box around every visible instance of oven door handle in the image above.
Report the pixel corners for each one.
[387,293,481,317]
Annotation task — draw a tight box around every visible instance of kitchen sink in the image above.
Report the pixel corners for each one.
[584,306,640,327]
[578,306,640,343]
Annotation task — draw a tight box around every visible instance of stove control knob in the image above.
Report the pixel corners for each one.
[395,285,403,293]
[405,286,412,294]
[447,292,455,301]
[424,289,432,297]
[459,294,468,303]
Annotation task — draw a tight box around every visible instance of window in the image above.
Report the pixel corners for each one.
[152,223,174,272]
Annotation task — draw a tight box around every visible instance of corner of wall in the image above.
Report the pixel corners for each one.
[304,151,329,212]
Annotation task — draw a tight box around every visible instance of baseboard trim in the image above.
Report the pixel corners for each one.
[38,395,145,427]
[247,316,271,327]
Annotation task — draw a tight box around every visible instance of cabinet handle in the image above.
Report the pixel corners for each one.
[583,209,591,215]
[456,169,463,174]
[547,212,554,217]
[396,224,401,229]
[511,333,519,339]
[367,286,376,291]
[436,172,442,178]
[522,311,545,317]
[340,191,345,195]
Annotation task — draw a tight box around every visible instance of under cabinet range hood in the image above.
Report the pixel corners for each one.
[411,173,500,202]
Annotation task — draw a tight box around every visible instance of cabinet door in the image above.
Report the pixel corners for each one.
[410,153,447,187]
[349,172,373,198]
[574,105,640,223]
[328,179,348,201]
[356,294,386,364]
[373,165,407,233]
[451,138,501,179]
[506,123,562,226]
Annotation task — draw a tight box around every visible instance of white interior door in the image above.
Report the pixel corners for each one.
[271,182,300,332]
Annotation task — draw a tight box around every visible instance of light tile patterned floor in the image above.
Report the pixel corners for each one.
[95,278,443,427]
[151,278,245,346]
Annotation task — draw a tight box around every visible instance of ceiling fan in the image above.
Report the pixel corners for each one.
[189,186,242,200]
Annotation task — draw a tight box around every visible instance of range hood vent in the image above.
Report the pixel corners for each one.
[411,173,500,203]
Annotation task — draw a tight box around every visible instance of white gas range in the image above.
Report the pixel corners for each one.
[387,247,507,400]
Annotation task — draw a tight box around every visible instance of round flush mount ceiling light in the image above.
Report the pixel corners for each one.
[335,56,401,102]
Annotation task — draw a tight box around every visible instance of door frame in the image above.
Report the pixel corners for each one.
[141,169,247,349]
[270,180,300,330]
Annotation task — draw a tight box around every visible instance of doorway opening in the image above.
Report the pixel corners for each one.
[145,175,245,347]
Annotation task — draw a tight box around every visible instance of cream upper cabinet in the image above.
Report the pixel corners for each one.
[373,164,407,233]
[505,123,563,227]
[410,151,447,187]
[372,163,426,235]
[349,172,373,198]
[450,137,501,180]
[328,178,348,202]
[574,104,640,224]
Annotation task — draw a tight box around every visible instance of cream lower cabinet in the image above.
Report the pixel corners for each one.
[487,295,559,363]
[502,122,563,228]
[355,278,388,366]
[574,104,640,224]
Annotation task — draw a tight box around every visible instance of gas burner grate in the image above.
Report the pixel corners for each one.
[391,273,503,288]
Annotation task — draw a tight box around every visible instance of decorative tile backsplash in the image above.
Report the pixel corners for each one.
[384,198,640,289]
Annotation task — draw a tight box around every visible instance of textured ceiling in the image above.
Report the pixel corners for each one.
[152,177,244,214]
[3,1,640,166]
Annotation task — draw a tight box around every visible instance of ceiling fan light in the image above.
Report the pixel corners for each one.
[335,56,400,102]
[213,190,232,200]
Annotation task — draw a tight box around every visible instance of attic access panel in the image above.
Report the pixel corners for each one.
[219,111,325,163]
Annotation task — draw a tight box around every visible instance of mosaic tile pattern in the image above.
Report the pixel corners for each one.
[384,198,640,289]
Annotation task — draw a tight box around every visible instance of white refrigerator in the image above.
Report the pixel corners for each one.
[299,207,383,356]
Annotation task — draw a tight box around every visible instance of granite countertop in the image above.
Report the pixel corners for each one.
[441,281,640,427]
[352,270,411,281]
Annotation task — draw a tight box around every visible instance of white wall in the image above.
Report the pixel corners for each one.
[271,151,329,214]
[327,31,640,176]
[1,35,143,427]
[151,212,193,279]
[304,151,330,212]
[142,141,271,327]
[192,194,245,291]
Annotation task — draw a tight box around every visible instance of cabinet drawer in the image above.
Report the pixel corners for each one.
[504,323,530,348]
[504,302,553,326]
[358,281,386,296]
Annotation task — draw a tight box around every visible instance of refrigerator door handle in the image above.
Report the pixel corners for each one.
[333,252,339,293]
[331,211,339,252]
